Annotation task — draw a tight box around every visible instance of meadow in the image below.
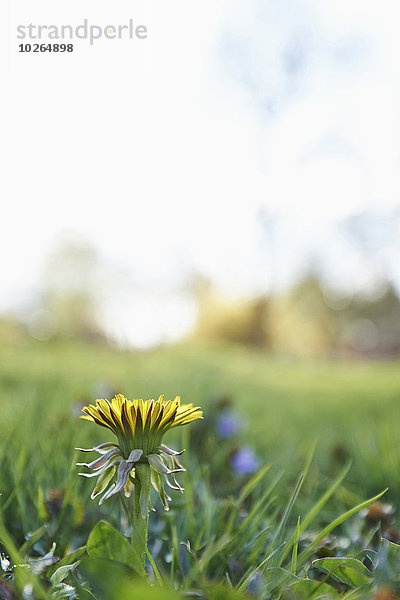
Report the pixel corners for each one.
[1,338,400,599]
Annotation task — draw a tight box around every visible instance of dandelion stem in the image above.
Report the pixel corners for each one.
[132,464,150,569]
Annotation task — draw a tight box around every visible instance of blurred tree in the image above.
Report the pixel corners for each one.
[268,274,337,357]
[336,284,400,358]
[192,276,269,346]
[191,273,400,358]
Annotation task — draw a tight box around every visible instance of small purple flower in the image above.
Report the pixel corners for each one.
[230,447,259,475]
[246,571,265,596]
[216,412,241,438]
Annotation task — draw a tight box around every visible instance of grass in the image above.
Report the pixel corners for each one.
[1,338,400,598]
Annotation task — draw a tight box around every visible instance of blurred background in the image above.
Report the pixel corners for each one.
[3,0,400,357]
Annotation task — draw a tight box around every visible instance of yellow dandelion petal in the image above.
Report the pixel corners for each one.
[97,400,122,432]
[162,399,178,417]
[142,399,153,425]
[120,400,132,436]
[175,403,195,418]
[128,402,137,435]
[135,399,145,431]
[82,405,114,430]
[111,394,125,412]
[150,400,162,429]
[159,402,179,430]
[172,405,203,427]
[96,399,113,420]
[119,400,134,436]
[145,400,155,428]
[158,399,172,417]
[110,403,125,432]
[80,414,95,422]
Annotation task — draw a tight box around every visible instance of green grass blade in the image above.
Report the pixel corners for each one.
[267,443,315,567]
[291,517,300,575]
[301,461,352,532]
[237,463,272,506]
[297,488,388,567]
[145,546,164,584]
[268,472,304,560]
[280,460,352,565]
[235,471,283,543]
[236,543,286,592]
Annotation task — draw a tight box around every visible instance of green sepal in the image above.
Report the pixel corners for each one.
[150,470,171,510]
[147,453,170,474]
[91,466,116,500]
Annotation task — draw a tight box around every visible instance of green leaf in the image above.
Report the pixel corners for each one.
[47,546,86,579]
[290,578,340,598]
[50,561,79,586]
[86,520,145,576]
[51,583,77,599]
[375,538,400,588]
[313,557,372,588]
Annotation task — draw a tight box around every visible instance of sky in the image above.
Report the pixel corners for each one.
[2,0,400,346]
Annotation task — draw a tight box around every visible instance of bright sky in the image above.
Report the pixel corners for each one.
[2,0,400,346]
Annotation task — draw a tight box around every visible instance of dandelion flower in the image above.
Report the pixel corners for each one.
[77,394,202,511]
